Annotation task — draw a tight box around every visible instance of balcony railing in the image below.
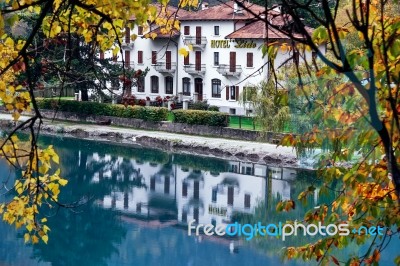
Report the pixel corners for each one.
[216,64,243,77]
[121,42,134,50]
[183,64,206,76]
[154,62,176,73]
[183,36,207,50]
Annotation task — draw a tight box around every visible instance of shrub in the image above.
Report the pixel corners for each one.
[208,105,220,112]
[172,109,228,127]
[36,99,168,122]
[189,101,209,110]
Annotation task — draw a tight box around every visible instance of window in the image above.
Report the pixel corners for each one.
[151,51,157,65]
[182,78,190,96]
[184,54,189,65]
[137,76,144,92]
[214,26,219,36]
[138,26,143,35]
[125,27,130,43]
[229,108,236,115]
[230,86,236,100]
[214,52,219,66]
[151,76,159,93]
[211,79,221,98]
[247,52,253,67]
[226,85,239,100]
[165,76,173,94]
[184,26,190,35]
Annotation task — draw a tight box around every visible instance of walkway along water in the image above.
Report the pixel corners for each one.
[0,113,299,168]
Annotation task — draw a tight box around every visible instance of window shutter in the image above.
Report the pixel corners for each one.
[235,86,239,101]
[184,53,189,65]
[152,51,157,65]
[247,53,253,67]
[138,26,143,35]
[125,27,130,43]
[138,51,143,64]
[99,51,104,60]
[184,26,190,35]
[125,50,130,66]
[226,86,229,100]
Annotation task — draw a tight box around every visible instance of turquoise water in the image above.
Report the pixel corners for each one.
[0,135,398,265]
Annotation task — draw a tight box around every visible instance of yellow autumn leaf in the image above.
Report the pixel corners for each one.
[178,48,189,58]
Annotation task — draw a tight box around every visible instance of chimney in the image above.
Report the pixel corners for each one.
[233,2,243,14]
[201,2,209,10]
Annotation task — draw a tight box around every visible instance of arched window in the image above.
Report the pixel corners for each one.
[165,76,173,94]
[182,78,191,96]
[151,76,159,93]
[211,79,221,98]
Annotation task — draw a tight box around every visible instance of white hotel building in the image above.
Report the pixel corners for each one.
[110,1,322,115]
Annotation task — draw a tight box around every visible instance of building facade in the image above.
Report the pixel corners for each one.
[107,1,324,115]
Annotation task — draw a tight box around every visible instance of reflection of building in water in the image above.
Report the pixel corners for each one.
[93,153,297,224]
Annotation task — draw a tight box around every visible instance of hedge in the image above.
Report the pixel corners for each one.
[36,99,168,122]
[172,109,228,127]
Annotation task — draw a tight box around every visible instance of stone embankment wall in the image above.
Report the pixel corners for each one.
[38,110,289,143]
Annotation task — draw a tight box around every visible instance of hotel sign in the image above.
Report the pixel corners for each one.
[210,39,256,49]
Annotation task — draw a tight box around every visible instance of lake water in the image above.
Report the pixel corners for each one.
[0,135,397,266]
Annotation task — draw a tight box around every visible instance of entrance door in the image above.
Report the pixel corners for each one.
[166,51,171,70]
[230,52,236,72]
[195,78,203,101]
[195,51,201,71]
[196,26,202,45]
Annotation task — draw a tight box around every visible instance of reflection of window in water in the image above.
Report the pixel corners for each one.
[182,182,188,197]
[244,194,251,209]
[244,167,252,175]
[164,176,170,194]
[149,162,158,167]
[229,165,238,173]
[228,187,234,206]
[212,187,218,203]
[150,177,155,191]
[181,167,189,172]
[182,209,187,223]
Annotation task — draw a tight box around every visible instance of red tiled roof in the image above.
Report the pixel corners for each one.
[225,20,313,39]
[179,1,268,21]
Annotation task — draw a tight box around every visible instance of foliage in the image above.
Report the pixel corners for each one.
[251,0,400,264]
[37,99,168,122]
[240,80,290,132]
[189,100,209,110]
[172,109,228,127]
[0,0,198,246]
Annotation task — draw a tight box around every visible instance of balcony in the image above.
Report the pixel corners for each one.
[154,62,176,74]
[183,36,207,50]
[183,64,206,76]
[216,64,243,77]
[121,42,134,50]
